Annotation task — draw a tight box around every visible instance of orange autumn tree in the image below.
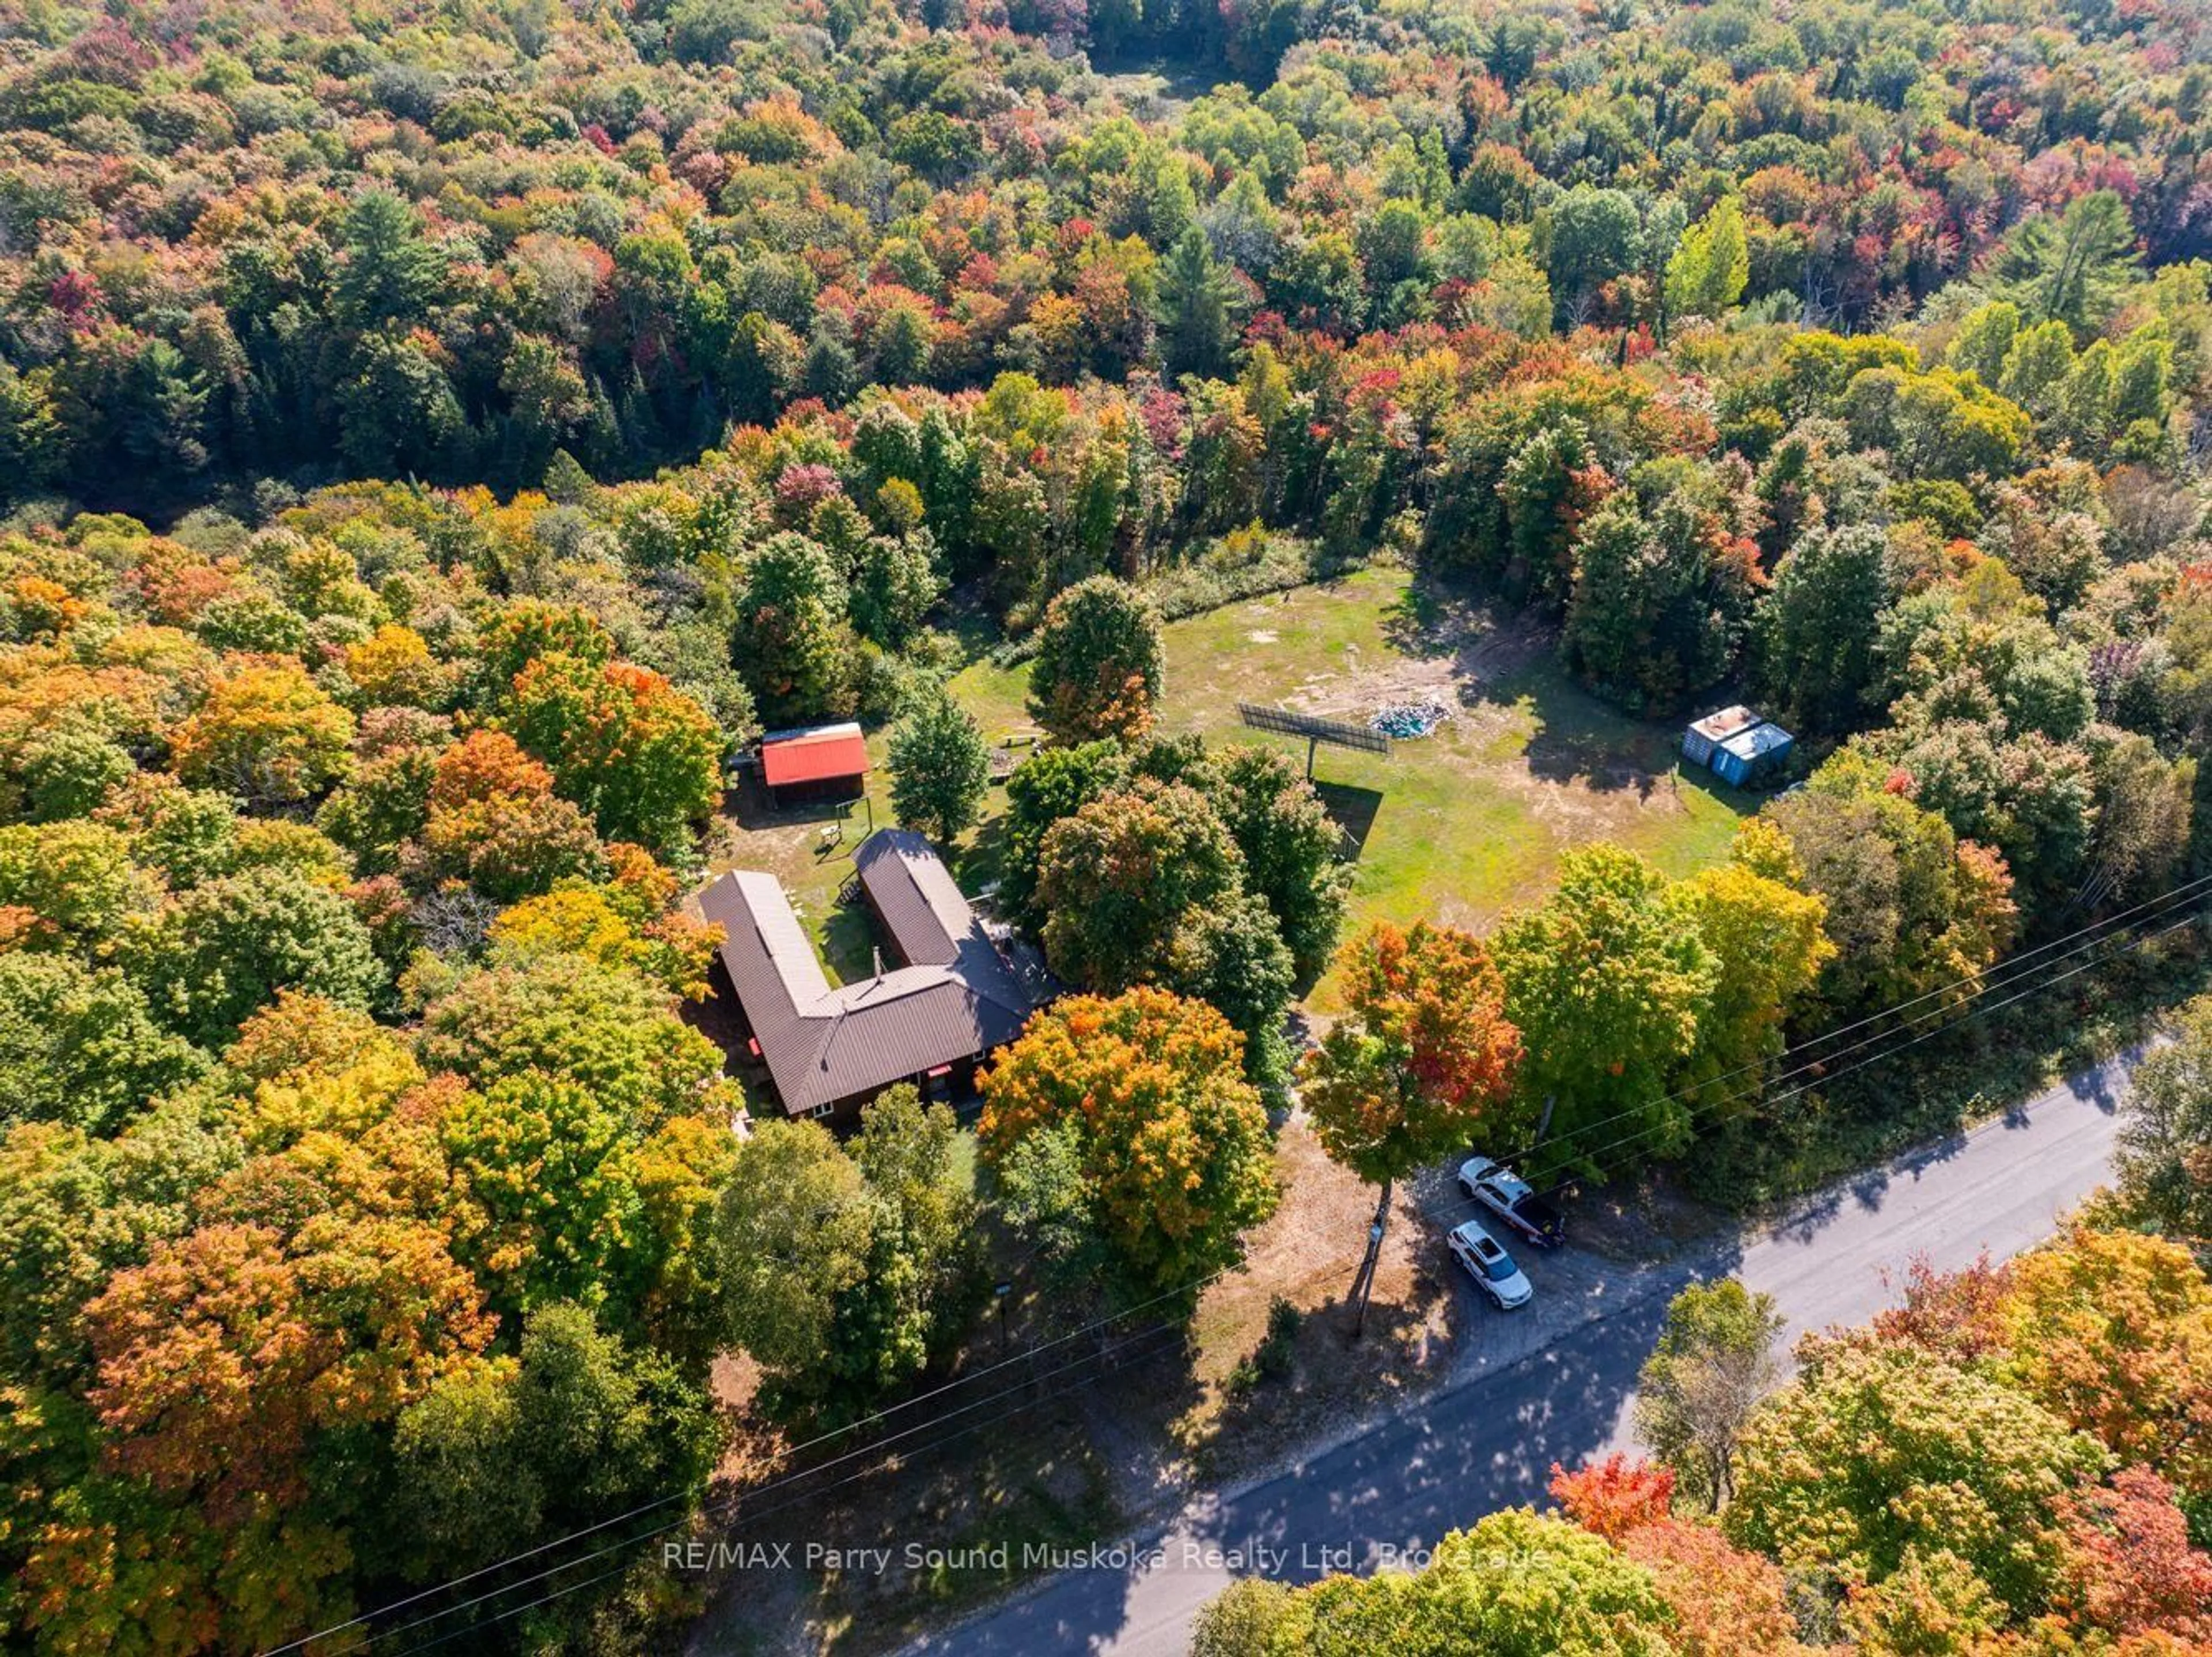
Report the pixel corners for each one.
[415,728,602,901]
[85,1218,493,1513]
[1549,1452,1677,1542]
[978,988,1277,1296]
[1996,1226,2212,1500]
[57,1208,494,1643]
[171,655,354,804]
[428,727,553,809]
[2057,1466,2212,1641]
[1621,1519,1809,1657]
[1550,1452,1807,1656]
[1299,920,1522,1330]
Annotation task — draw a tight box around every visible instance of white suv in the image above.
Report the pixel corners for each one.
[1448,1219,1533,1310]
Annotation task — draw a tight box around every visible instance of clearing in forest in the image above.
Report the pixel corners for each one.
[707,565,1752,1011]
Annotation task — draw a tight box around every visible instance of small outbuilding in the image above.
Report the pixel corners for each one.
[1681,705,1760,767]
[1683,705,1794,788]
[759,721,868,807]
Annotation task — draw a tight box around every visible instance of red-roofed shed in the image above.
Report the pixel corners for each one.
[760,722,868,804]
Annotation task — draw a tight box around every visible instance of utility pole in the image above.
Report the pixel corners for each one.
[1347,1180,1391,1341]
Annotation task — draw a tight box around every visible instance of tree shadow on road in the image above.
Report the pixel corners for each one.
[1176,1272,1702,1583]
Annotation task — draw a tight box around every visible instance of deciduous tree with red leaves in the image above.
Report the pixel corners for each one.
[1549,1452,1676,1542]
[1870,1249,2016,1365]
[84,1216,494,1516]
[1301,920,1522,1332]
[2058,1466,2212,1640]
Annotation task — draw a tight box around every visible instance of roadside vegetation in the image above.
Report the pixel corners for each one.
[1195,1225,2212,1656]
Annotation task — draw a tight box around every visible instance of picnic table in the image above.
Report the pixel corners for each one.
[991,730,1044,780]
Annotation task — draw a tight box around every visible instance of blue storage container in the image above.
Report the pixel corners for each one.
[1710,720,1793,786]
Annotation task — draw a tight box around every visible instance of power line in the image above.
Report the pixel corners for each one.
[376,1558,635,1657]
[369,892,2190,1654]
[1599,903,2200,1174]
[332,1326,1185,1653]
[281,877,2208,1655]
[355,1319,1206,1657]
[266,1188,1322,1655]
[1707,879,2210,1106]
[313,1178,1480,1657]
[1552,906,2201,1182]
[1478,870,2212,1181]
[1487,871,2212,1176]
[397,1123,1535,1654]
[1751,868,2212,1058]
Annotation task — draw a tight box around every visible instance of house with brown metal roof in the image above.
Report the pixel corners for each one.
[699,830,1039,1119]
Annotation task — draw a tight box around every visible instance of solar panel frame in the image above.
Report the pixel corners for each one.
[1236,702,1392,756]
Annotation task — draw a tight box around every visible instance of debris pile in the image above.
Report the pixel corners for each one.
[1370,698,1452,739]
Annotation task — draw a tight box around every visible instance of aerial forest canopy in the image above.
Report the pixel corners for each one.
[3,0,2212,1650]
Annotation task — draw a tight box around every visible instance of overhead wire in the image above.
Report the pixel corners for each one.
[1472,869,2212,1179]
[276,873,2208,1654]
[1550,906,2201,1182]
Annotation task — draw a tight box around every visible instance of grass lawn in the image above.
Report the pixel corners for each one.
[704,562,1756,1009]
[693,570,1767,1651]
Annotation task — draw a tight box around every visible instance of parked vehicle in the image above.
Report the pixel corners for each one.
[1457,1156,1566,1248]
[1448,1219,1532,1310]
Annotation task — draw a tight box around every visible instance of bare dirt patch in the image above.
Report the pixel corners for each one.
[687,1117,1473,1656]
[1172,1114,1462,1484]
[1283,600,1551,727]
[1549,1170,1729,1265]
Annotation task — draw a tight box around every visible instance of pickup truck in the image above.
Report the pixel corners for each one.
[1456,1156,1566,1248]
